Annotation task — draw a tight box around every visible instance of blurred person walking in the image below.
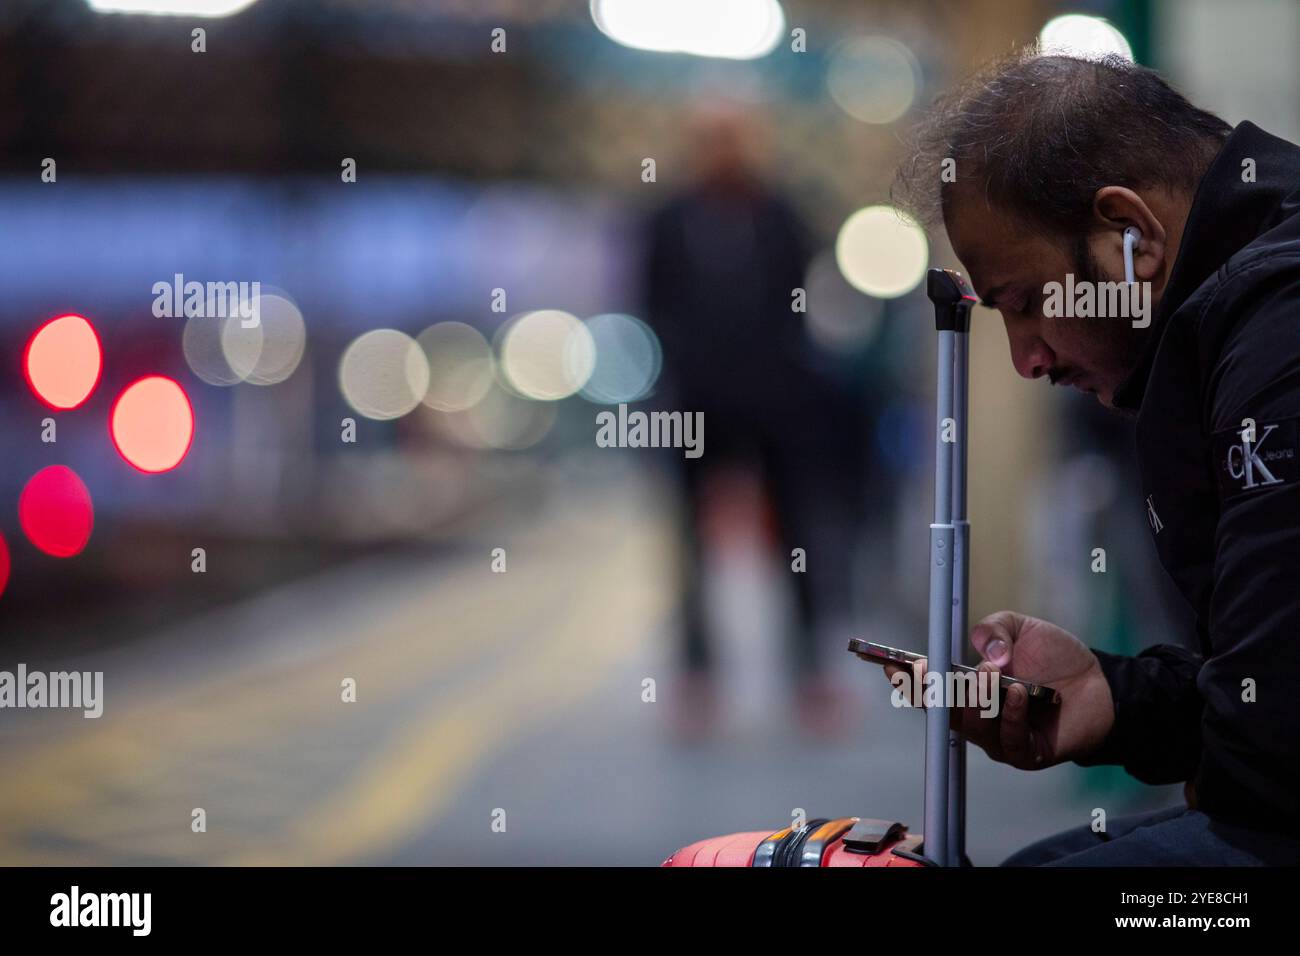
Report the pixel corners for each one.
[643,105,866,740]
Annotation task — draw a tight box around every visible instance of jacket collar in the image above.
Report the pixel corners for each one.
[1112,121,1300,411]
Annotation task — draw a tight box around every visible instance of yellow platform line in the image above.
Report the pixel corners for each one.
[233,523,671,865]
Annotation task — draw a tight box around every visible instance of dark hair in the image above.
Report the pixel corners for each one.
[892,46,1232,235]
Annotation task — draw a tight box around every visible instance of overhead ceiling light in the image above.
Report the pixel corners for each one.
[591,0,785,61]
[85,0,261,17]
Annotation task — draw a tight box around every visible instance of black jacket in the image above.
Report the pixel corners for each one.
[1075,121,1300,837]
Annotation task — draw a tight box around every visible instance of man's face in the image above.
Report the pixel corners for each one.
[945,196,1147,410]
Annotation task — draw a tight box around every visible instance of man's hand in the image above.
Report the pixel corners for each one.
[882,611,1115,770]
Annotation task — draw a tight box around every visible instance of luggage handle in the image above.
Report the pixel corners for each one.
[923,268,976,868]
[841,818,909,855]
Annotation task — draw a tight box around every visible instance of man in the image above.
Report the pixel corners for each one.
[892,48,1300,864]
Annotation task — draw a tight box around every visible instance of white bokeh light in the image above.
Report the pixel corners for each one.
[417,322,495,412]
[1039,14,1133,61]
[827,36,921,125]
[339,329,430,421]
[498,310,596,402]
[834,205,929,299]
[804,250,884,353]
[221,291,306,387]
[183,289,305,387]
[580,313,662,404]
[183,311,241,387]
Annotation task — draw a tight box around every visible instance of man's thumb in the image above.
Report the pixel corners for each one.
[971,610,1020,668]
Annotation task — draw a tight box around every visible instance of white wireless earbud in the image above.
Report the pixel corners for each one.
[1123,226,1142,285]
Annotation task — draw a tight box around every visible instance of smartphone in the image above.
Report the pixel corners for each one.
[847,638,1061,708]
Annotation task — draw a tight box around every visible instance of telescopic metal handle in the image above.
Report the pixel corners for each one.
[923,268,975,867]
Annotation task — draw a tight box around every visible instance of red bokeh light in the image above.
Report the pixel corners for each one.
[18,465,95,558]
[110,375,195,473]
[23,314,103,410]
[0,530,10,598]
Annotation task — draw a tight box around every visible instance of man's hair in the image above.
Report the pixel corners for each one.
[893,46,1232,235]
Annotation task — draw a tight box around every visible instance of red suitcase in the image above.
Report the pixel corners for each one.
[662,818,932,868]
[663,270,979,869]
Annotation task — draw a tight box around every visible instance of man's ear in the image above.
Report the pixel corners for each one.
[1092,186,1167,282]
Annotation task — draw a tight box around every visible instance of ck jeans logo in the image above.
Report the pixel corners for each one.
[1228,423,1285,488]
[1213,417,1299,499]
